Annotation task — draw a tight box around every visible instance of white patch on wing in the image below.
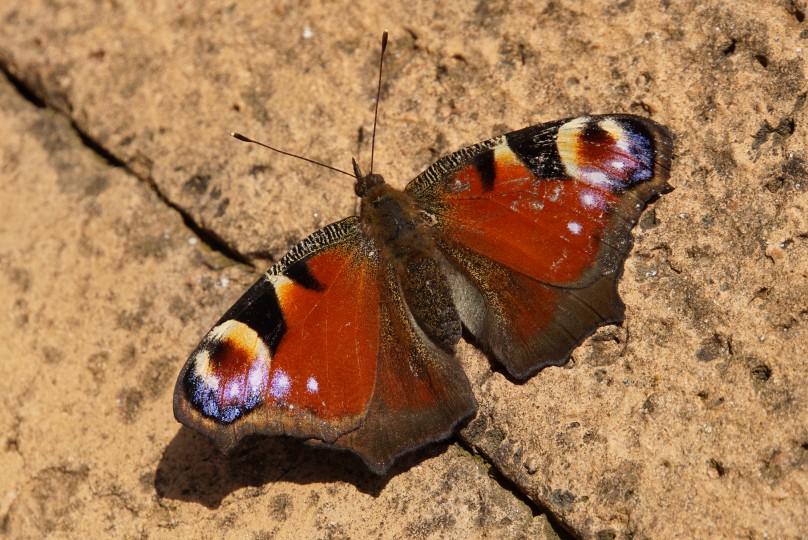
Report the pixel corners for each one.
[556,116,589,179]
[208,319,238,342]
[267,274,294,305]
[193,349,218,388]
[266,274,292,286]
[225,379,242,400]
[270,369,291,399]
[567,221,583,235]
[582,170,613,188]
[306,376,319,394]
[599,118,631,153]
[599,118,624,138]
[493,139,522,169]
[579,189,604,209]
[248,360,269,393]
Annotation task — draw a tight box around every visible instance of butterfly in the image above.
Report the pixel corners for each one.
[173,37,673,475]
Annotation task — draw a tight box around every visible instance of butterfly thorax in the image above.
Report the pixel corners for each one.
[359,181,422,250]
[353,159,425,251]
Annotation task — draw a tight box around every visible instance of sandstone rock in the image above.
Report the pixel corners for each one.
[1,1,805,538]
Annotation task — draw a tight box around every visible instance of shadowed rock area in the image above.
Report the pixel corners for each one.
[1,1,806,538]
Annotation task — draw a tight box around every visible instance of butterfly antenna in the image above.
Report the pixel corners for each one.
[369,30,389,175]
[231,132,355,178]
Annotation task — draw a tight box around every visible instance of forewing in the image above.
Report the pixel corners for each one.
[173,217,382,452]
[407,114,673,378]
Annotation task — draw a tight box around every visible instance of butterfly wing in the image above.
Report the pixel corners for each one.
[174,218,378,450]
[407,114,673,379]
[173,217,475,473]
[327,254,476,473]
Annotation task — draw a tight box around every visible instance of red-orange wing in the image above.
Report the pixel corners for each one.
[407,115,673,378]
[173,217,475,473]
[174,218,380,451]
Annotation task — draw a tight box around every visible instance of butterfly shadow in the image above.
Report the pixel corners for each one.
[154,426,454,508]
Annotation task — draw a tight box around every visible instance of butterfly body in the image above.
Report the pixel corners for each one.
[174,114,673,474]
[357,165,463,354]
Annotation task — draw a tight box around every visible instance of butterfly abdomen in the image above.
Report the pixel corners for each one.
[395,253,461,353]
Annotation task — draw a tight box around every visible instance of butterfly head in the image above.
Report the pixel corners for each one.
[352,157,385,197]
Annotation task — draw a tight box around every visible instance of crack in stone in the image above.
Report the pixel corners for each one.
[0,61,253,268]
[455,438,578,539]
[0,59,46,108]
[139,175,254,267]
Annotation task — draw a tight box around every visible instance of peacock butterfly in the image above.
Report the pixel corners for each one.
[173,33,673,474]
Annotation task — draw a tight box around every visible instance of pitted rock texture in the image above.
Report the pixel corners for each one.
[1,1,806,538]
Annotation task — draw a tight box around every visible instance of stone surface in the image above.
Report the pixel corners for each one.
[0,76,548,538]
[1,0,807,538]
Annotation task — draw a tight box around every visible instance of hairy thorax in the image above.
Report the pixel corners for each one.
[360,182,426,254]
